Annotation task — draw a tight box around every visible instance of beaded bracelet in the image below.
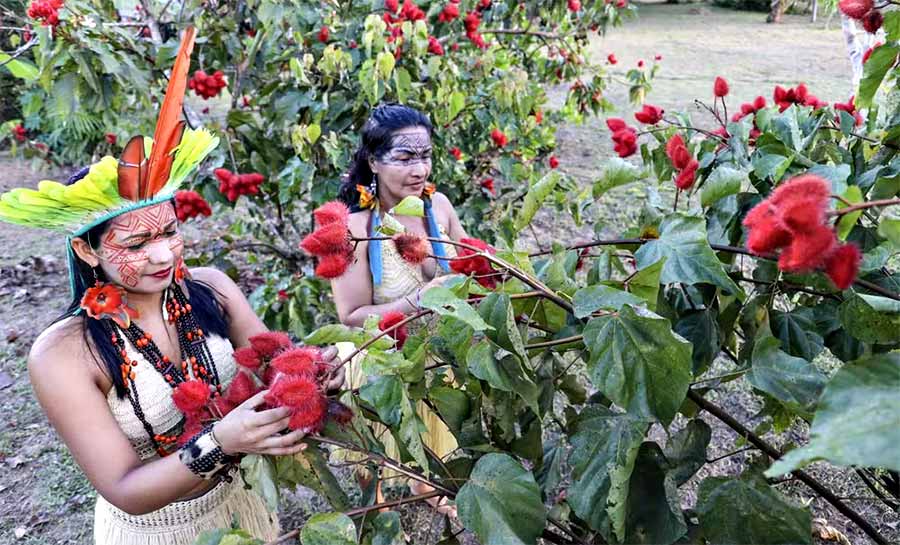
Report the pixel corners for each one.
[179,425,235,480]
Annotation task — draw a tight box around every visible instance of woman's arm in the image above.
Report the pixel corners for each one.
[29,322,305,515]
[434,192,468,241]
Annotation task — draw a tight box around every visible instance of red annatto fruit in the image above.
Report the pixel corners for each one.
[318,26,330,43]
[481,178,495,195]
[742,203,792,254]
[778,225,837,272]
[105,133,117,145]
[248,331,292,358]
[549,155,560,169]
[451,237,498,288]
[225,370,259,405]
[214,168,234,184]
[861,9,883,33]
[12,124,26,143]
[428,35,444,56]
[172,379,211,415]
[753,95,767,110]
[271,347,321,378]
[393,233,428,265]
[611,128,637,158]
[769,174,830,208]
[607,53,617,65]
[174,190,212,222]
[450,147,462,160]
[824,243,861,290]
[266,376,327,432]
[634,104,664,125]
[674,160,699,190]
[534,110,543,124]
[670,145,692,171]
[300,222,351,256]
[385,0,399,12]
[379,310,409,348]
[177,416,204,446]
[777,197,828,233]
[838,0,873,19]
[568,0,581,11]
[438,2,459,22]
[655,54,663,61]
[714,76,729,98]
[464,10,481,32]
[491,128,508,147]
[315,253,351,278]
[637,59,645,68]
[233,346,262,370]
[606,117,628,132]
[313,201,350,228]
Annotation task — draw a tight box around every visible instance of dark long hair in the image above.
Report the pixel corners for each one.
[338,103,433,211]
[57,177,229,398]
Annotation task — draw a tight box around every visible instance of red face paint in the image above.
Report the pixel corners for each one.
[98,203,182,290]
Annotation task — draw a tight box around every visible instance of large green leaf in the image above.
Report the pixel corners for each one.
[456,453,547,545]
[663,419,711,486]
[514,171,561,230]
[275,448,350,511]
[594,157,645,198]
[304,324,392,350]
[835,185,863,241]
[371,511,404,545]
[240,455,279,512]
[747,335,826,417]
[567,405,648,541]
[0,53,39,81]
[195,529,262,545]
[301,512,357,545]
[420,287,492,331]
[634,215,743,297]
[770,308,824,362]
[359,374,403,426]
[583,305,693,423]
[360,349,416,376]
[622,443,688,545]
[673,309,721,376]
[858,44,900,109]
[466,341,540,413]
[696,473,811,544]
[767,352,900,475]
[572,285,643,318]
[478,293,527,360]
[398,387,429,471]
[701,166,747,208]
[838,293,900,344]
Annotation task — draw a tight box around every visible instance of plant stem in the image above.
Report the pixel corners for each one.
[687,390,890,545]
[829,198,900,217]
[525,334,584,350]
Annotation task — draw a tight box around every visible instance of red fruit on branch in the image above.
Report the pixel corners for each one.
[401,0,426,20]
[315,253,351,278]
[713,76,729,98]
[12,124,26,143]
[27,0,63,27]
[318,26,330,43]
[568,0,581,11]
[188,70,227,100]
[379,311,409,348]
[838,0,872,19]
[607,118,638,158]
[778,225,837,273]
[271,347,321,379]
[428,35,445,56]
[174,190,212,222]
[491,128,508,147]
[385,0,399,12]
[607,53,617,65]
[266,375,328,432]
[834,96,863,127]
[224,371,259,405]
[824,243,862,290]
[450,147,462,160]
[248,331,292,358]
[481,178,495,195]
[313,201,350,228]
[637,59,645,68]
[861,9,883,33]
[172,379,211,415]
[549,155,560,169]
[674,160,699,190]
[105,133,117,145]
[451,237,499,288]
[438,2,459,22]
[464,10,481,32]
[393,233,428,265]
[634,104,664,125]
[233,346,262,370]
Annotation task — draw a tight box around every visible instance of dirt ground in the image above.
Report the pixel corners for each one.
[0,4,896,545]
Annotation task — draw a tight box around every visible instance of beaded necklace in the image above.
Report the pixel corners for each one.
[103,283,223,457]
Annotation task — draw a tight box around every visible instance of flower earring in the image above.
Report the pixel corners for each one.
[80,268,140,328]
[356,173,377,209]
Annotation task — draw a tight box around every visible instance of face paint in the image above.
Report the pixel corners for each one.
[98,203,180,289]
[376,131,433,167]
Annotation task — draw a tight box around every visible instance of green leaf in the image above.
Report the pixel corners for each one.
[594,157,644,198]
[513,171,560,231]
[360,349,416,376]
[449,90,466,120]
[697,473,811,544]
[420,287,492,331]
[767,352,900,476]
[673,309,721,376]
[663,419,711,486]
[635,214,743,297]
[466,341,540,414]
[622,443,688,545]
[747,334,827,417]
[839,293,900,344]
[372,511,404,545]
[573,285,643,318]
[770,308,824,362]
[567,405,647,540]
[359,374,403,426]
[835,186,863,241]
[375,50,395,80]
[301,512,357,545]
[751,153,793,182]
[429,386,470,433]
[858,44,900,109]
[456,453,547,545]
[0,53,39,81]
[583,305,693,424]
[878,217,900,249]
[276,447,350,510]
[398,388,429,470]
[240,455,279,512]
[885,12,900,42]
[477,293,527,360]
[623,258,665,310]
[701,166,747,208]
[306,123,322,144]
[390,195,424,217]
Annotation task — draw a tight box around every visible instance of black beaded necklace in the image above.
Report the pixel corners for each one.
[103,283,223,457]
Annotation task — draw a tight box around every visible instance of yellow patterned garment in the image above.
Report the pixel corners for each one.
[372,223,457,305]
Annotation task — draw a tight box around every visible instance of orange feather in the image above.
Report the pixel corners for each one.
[144,26,197,198]
[117,135,147,201]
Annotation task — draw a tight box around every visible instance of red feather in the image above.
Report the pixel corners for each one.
[117,136,147,201]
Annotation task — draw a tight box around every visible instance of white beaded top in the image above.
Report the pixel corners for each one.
[106,333,237,460]
[373,224,457,305]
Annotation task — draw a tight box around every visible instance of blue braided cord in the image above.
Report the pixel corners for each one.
[424,198,450,271]
[368,206,383,286]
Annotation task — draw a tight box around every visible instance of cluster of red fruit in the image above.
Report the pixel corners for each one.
[742,174,860,290]
[665,134,699,190]
[838,0,884,33]
[214,168,265,202]
[393,233,430,265]
[463,3,491,49]
[773,83,827,112]
[449,237,500,288]
[12,124,26,143]
[172,332,351,442]
[491,128,508,147]
[188,70,227,100]
[27,0,63,27]
[174,190,213,222]
[300,201,353,278]
[833,96,864,127]
[605,118,637,158]
[378,311,409,348]
[634,104,664,125]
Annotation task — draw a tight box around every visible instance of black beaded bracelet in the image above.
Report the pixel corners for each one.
[179,425,235,480]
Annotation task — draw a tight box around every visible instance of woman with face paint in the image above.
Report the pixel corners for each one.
[331,103,468,516]
[0,29,341,544]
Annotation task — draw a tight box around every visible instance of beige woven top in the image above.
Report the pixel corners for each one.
[106,333,237,460]
[373,224,457,305]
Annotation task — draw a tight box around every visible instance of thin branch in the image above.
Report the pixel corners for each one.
[829,198,900,217]
[525,334,583,350]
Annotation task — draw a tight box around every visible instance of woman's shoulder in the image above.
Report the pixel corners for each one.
[30,316,100,381]
[348,209,371,237]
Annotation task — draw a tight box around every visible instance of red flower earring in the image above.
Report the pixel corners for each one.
[80,269,140,328]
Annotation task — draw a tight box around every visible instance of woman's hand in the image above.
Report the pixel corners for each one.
[318,345,345,393]
[211,390,307,456]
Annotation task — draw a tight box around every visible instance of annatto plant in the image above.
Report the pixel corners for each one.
[5,0,646,335]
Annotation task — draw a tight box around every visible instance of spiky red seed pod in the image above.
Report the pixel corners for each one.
[248,331,292,358]
[393,233,428,265]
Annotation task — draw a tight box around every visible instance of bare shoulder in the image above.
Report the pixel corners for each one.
[29,316,102,385]
[190,266,236,289]
[348,210,371,238]
[431,191,458,225]
[431,191,455,210]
